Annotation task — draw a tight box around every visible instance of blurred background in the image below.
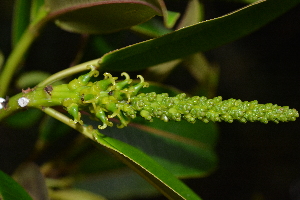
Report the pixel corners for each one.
[1,1,300,200]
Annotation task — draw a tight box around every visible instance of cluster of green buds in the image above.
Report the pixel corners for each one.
[129,93,298,124]
[2,66,298,129]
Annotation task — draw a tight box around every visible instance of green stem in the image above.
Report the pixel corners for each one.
[0,61,100,121]
[0,6,49,97]
[37,59,100,87]
[41,107,100,140]
[0,93,23,121]
[0,29,36,96]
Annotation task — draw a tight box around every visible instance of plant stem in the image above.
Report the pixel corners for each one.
[41,107,99,140]
[0,29,36,96]
[37,59,100,87]
[0,92,23,121]
[0,6,49,97]
[0,61,100,121]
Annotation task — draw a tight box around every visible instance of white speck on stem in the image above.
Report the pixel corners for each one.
[0,97,5,109]
[18,97,30,107]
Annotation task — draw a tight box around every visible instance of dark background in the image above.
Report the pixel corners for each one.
[193,2,300,200]
[1,1,300,200]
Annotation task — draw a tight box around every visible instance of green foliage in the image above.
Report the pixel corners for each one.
[0,170,33,200]
[12,0,31,47]
[93,132,203,200]
[45,0,164,34]
[99,0,300,71]
[131,93,298,124]
[0,0,299,199]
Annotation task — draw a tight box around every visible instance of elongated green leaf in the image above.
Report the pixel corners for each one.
[144,0,205,81]
[100,0,300,71]
[101,119,218,178]
[131,18,173,38]
[46,0,163,34]
[0,170,33,200]
[12,0,31,46]
[94,133,202,200]
[176,0,204,29]
[164,11,181,29]
[31,0,45,20]
[30,104,201,199]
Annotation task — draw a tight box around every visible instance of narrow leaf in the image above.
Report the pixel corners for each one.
[31,0,45,20]
[39,107,201,199]
[46,0,163,34]
[0,170,33,200]
[101,120,218,178]
[100,0,300,71]
[176,0,204,29]
[131,18,172,38]
[164,11,181,29]
[12,0,31,46]
[94,133,202,200]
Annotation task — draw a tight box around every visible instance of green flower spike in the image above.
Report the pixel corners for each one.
[129,94,299,124]
[17,68,298,129]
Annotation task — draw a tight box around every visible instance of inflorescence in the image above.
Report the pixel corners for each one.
[129,93,298,124]
[1,67,298,129]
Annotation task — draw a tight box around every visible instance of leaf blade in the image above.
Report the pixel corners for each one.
[100,0,300,71]
[125,120,219,178]
[46,0,163,34]
[0,170,33,200]
[94,133,202,200]
[12,0,31,47]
